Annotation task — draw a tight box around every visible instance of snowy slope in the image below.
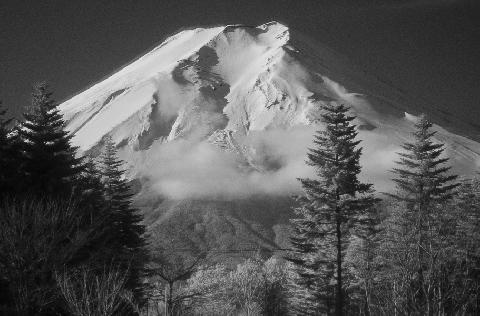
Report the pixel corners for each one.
[59,21,480,198]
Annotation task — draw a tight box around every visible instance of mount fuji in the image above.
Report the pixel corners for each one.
[59,21,480,249]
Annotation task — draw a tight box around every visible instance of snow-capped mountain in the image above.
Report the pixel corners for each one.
[59,21,480,200]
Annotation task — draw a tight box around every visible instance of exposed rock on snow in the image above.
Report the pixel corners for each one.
[59,21,480,197]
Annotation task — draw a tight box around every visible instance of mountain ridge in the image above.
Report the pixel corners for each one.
[58,20,480,253]
[59,21,480,200]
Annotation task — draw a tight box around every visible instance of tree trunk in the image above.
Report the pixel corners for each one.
[393,281,398,316]
[165,283,169,316]
[168,281,174,316]
[336,207,343,316]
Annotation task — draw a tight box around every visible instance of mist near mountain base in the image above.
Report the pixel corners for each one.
[131,124,399,200]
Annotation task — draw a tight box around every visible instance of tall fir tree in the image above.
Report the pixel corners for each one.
[0,101,14,194]
[388,114,459,313]
[0,101,14,310]
[17,83,83,196]
[100,136,147,304]
[390,115,458,205]
[344,204,382,315]
[71,158,115,265]
[288,104,378,315]
[0,101,12,148]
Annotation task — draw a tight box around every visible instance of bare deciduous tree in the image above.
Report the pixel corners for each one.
[0,197,101,315]
[56,264,138,316]
[146,227,207,316]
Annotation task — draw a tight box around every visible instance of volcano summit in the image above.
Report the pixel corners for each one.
[59,21,479,201]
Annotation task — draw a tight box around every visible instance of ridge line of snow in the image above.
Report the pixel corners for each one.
[60,26,227,114]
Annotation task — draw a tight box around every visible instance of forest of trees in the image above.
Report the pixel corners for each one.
[1,84,479,315]
[0,84,146,315]
[286,105,480,315]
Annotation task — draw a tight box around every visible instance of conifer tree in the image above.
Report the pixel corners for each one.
[390,115,458,204]
[288,104,378,315]
[387,115,459,313]
[76,158,108,222]
[100,136,146,303]
[344,205,382,315]
[17,83,83,196]
[71,158,114,265]
[0,101,14,194]
[0,101,12,144]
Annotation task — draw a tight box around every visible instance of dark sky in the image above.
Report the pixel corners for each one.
[1,0,479,130]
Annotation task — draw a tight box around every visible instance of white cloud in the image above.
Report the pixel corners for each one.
[130,123,405,200]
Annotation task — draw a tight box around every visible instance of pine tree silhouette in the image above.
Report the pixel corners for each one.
[0,101,14,194]
[388,114,459,313]
[391,115,458,204]
[71,158,114,265]
[17,83,83,196]
[100,136,146,303]
[288,104,378,315]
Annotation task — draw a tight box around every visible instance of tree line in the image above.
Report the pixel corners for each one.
[0,83,146,315]
[287,104,480,315]
[137,103,480,315]
[1,83,479,315]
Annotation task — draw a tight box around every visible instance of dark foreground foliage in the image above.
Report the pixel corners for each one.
[1,85,479,316]
[0,84,147,315]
